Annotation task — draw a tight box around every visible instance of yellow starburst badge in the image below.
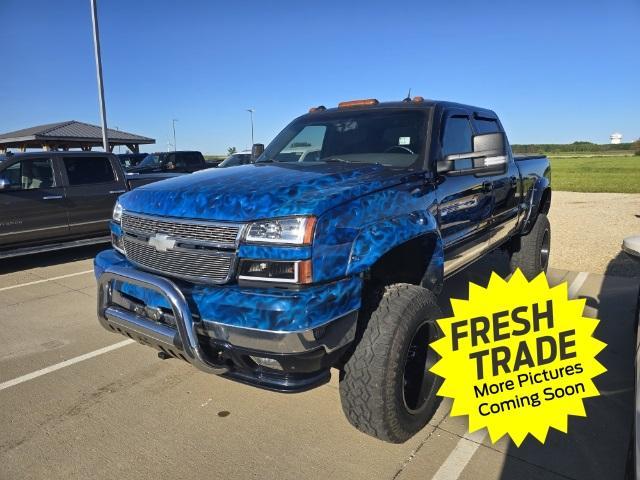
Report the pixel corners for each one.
[429,270,607,446]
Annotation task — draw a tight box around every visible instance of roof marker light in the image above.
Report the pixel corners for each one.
[338,98,379,108]
[308,105,326,113]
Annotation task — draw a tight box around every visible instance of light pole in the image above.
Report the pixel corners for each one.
[246,108,255,146]
[90,0,109,152]
[172,119,178,151]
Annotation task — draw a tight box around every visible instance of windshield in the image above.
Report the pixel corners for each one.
[258,109,428,169]
[138,154,162,167]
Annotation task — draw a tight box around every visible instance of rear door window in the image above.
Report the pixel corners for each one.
[473,117,501,134]
[63,156,116,185]
[184,152,203,166]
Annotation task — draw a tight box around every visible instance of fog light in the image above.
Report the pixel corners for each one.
[249,356,283,370]
[238,259,312,284]
[111,233,124,254]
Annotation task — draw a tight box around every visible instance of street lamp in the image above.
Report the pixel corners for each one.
[172,118,178,152]
[246,108,255,146]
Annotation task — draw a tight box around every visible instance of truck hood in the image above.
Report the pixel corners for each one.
[119,162,409,221]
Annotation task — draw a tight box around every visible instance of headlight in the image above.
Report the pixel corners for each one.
[112,201,123,224]
[244,217,316,245]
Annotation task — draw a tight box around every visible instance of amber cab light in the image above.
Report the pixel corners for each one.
[412,96,424,103]
[308,105,327,113]
[338,98,379,108]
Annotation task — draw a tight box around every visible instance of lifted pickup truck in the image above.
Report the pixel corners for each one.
[95,98,551,443]
[0,151,179,259]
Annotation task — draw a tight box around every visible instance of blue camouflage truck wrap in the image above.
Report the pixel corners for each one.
[95,98,550,441]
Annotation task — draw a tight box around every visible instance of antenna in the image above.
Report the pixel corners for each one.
[403,88,412,102]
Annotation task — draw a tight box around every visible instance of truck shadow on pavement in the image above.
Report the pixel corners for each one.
[497,251,639,480]
[0,244,107,275]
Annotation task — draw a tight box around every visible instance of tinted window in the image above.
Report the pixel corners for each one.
[442,116,472,156]
[473,117,500,134]
[64,157,115,185]
[139,154,162,167]
[0,158,55,190]
[184,152,203,166]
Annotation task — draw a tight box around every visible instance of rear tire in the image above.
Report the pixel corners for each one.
[339,283,442,443]
[510,213,551,279]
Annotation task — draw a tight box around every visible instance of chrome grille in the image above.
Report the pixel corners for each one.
[123,237,234,284]
[122,213,241,246]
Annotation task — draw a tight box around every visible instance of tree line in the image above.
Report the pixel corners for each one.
[512,141,639,154]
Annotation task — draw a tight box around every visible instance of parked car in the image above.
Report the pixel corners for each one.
[0,151,179,258]
[95,97,551,443]
[218,151,253,168]
[117,152,147,169]
[127,151,209,174]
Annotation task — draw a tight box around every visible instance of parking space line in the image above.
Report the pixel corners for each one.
[568,272,589,299]
[431,429,488,480]
[0,339,134,392]
[0,270,93,292]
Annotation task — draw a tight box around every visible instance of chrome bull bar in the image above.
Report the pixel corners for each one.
[97,265,228,375]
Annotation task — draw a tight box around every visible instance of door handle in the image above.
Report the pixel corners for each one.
[42,195,63,200]
[109,190,126,194]
[481,181,493,193]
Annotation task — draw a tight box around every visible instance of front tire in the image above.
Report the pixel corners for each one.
[510,213,551,279]
[339,283,442,443]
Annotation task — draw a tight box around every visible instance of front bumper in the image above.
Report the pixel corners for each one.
[95,250,361,392]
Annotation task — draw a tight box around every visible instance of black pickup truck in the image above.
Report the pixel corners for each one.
[126,151,210,174]
[0,151,179,259]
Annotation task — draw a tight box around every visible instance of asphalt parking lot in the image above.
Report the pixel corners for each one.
[0,245,638,480]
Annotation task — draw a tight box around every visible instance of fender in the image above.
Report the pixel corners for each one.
[347,211,444,292]
[521,176,551,235]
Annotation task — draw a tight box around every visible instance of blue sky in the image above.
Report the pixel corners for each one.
[1,0,638,154]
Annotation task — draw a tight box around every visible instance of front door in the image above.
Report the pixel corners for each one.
[0,156,69,248]
[436,111,495,276]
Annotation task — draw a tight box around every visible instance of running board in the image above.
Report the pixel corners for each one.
[0,236,111,259]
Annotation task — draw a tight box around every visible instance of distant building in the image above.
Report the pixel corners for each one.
[610,132,623,144]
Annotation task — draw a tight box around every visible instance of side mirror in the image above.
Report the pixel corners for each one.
[437,132,507,175]
[252,143,265,161]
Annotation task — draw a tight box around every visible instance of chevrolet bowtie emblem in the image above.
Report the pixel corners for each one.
[148,233,176,252]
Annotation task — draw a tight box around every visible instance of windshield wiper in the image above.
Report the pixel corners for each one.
[322,157,353,164]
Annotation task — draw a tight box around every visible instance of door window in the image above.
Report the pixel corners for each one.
[473,117,500,134]
[63,156,115,185]
[0,158,55,190]
[441,116,473,157]
[183,152,202,166]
